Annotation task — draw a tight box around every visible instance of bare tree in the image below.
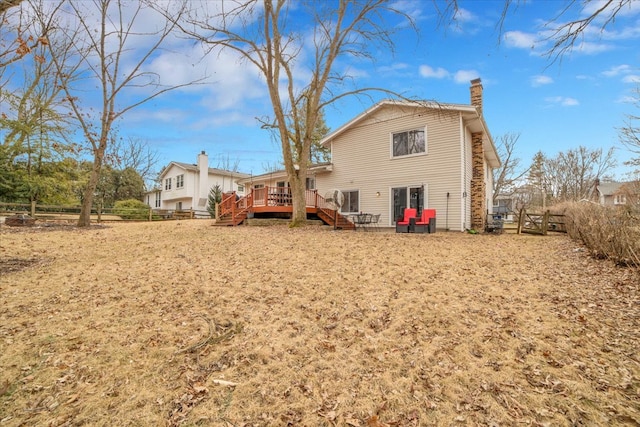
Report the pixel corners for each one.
[33,0,201,226]
[619,87,640,174]
[158,0,415,226]
[0,0,50,70]
[544,146,617,202]
[539,0,636,61]
[441,1,635,61]
[105,135,161,190]
[492,132,529,204]
[0,0,23,14]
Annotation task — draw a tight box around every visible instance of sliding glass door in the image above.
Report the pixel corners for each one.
[392,186,424,223]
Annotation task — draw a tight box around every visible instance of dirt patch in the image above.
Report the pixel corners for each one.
[0,257,48,275]
[0,220,638,426]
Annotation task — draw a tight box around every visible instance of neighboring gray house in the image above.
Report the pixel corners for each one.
[596,181,639,207]
[146,151,250,215]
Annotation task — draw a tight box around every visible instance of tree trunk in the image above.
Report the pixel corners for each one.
[77,143,106,227]
[288,164,308,227]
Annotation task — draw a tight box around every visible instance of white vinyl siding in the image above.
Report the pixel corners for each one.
[317,105,463,229]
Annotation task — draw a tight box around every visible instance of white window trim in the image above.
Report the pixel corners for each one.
[339,189,360,214]
[390,126,428,159]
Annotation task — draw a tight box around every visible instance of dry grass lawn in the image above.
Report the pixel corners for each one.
[0,220,638,426]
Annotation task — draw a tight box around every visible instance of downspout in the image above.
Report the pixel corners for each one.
[459,111,466,231]
[446,192,450,231]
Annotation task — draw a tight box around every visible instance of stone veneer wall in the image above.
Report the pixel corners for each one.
[470,132,486,231]
[469,78,486,231]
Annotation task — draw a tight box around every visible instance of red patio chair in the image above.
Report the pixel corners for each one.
[395,208,417,233]
[415,209,436,233]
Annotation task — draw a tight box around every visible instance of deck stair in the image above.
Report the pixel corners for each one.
[211,188,356,229]
[214,209,248,226]
[317,207,355,230]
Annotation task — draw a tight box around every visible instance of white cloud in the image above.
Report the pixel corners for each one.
[453,70,480,84]
[419,65,449,79]
[531,75,553,87]
[391,0,427,21]
[418,65,481,85]
[601,65,640,83]
[545,96,579,107]
[616,95,638,104]
[453,8,476,23]
[379,63,410,73]
[602,64,632,77]
[503,31,539,49]
[574,41,614,55]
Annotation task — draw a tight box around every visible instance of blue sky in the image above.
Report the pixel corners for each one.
[8,1,639,179]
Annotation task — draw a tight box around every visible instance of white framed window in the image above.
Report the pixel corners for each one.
[391,128,426,158]
[339,190,359,213]
[176,174,184,188]
[165,177,172,190]
[306,177,316,190]
[254,184,264,189]
[237,184,245,193]
[155,192,161,208]
[614,194,626,205]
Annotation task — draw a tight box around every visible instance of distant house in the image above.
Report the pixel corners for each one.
[146,151,250,216]
[596,181,639,207]
[239,79,500,231]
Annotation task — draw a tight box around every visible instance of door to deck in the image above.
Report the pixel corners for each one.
[392,186,424,223]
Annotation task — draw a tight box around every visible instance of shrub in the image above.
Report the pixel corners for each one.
[113,199,150,220]
[559,202,640,268]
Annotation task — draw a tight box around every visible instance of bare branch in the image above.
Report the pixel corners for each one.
[154,0,417,226]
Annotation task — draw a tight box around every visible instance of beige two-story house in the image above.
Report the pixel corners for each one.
[313,79,499,231]
[238,79,500,231]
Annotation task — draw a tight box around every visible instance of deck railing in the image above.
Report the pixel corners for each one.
[218,187,340,224]
[250,186,320,208]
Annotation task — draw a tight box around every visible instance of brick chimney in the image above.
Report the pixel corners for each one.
[470,78,483,116]
[469,78,486,231]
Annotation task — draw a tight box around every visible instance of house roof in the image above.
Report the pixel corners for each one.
[239,162,333,184]
[158,161,251,180]
[597,181,625,196]
[319,99,501,168]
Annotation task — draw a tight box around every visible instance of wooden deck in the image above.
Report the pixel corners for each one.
[214,187,354,229]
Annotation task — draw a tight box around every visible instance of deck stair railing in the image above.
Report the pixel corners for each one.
[316,193,355,230]
[216,187,354,229]
[217,191,252,226]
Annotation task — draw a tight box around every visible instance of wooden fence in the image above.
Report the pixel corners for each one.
[0,202,209,223]
[517,209,566,235]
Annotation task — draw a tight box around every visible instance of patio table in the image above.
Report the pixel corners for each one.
[351,213,372,231]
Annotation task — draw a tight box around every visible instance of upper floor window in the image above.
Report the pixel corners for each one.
[392,129,425,157]
[176,174,184,188]
[165,177,172,190]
